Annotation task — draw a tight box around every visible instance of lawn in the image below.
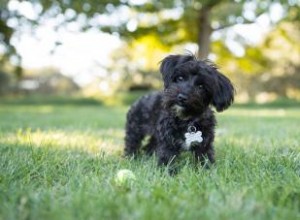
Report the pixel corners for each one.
[0,98,299,220]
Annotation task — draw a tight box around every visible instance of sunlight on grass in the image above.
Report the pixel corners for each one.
[2,128,124,155]
[31,106,55,114]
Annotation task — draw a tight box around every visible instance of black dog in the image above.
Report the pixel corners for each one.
[124,54,234,172]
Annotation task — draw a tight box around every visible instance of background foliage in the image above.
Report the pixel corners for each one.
[0,0,300,102]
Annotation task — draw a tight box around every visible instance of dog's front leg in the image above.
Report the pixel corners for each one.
[157,145,180,175]
[193,145,215,167]
[157,145,179,166]
[156,117,180,174]
[193,130,215,168]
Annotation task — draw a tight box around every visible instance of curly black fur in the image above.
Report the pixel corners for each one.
[124,54,234,172]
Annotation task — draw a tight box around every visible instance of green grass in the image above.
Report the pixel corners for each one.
[0,99,299,220]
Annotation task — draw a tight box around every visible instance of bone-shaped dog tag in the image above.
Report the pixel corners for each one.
[184,126,203,147]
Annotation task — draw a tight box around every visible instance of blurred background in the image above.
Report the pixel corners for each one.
[0,0,299,105]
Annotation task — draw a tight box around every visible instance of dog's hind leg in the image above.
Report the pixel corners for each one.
[124,109,146,157]
[124,127,145,158]
[143,136,157,155]
[124,92,161,158]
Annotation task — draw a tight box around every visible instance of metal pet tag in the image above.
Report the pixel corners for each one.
[184,126,203,147]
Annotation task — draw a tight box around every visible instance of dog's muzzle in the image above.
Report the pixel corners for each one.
[177,93,188,106]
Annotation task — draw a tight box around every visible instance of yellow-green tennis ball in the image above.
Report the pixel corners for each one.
[115,169,136,186]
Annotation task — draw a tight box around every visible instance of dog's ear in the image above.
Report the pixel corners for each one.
[209,68,235,112]
[160,55,195,88]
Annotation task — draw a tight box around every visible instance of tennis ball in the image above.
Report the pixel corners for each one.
[114,169,136,186]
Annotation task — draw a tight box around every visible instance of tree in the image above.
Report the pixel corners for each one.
[212,6,300,101]
[0,0,299,76]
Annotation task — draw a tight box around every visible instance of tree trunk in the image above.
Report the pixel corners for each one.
[198,6,213,59]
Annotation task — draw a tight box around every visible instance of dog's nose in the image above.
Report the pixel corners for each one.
[177,93,188,103]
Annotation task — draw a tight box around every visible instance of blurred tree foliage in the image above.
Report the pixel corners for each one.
[213,7,300,101]
[107,34,170,92]
[1,0,298,63]
[0,0,299,100]
[19,68,79,95]
[0,70,11,95]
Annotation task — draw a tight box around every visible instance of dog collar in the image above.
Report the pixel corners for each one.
[184,125,203,148]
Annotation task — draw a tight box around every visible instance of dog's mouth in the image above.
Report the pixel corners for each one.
[175,97,198,110]
[171,104,186,118]
[163,89,207,117]
[176,101,187,108]
[171,100,206,118]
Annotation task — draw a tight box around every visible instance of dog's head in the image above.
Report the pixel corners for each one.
[160,54,234,117]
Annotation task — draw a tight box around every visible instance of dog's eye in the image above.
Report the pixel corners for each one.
[175,76,184,82]
[198,84,203,89]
